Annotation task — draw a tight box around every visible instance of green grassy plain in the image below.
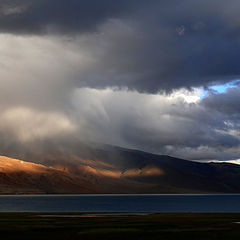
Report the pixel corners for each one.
[1,213,240,239]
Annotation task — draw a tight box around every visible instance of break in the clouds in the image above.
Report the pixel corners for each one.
[0,1,240,161]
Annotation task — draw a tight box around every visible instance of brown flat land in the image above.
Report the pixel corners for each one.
[1,213,240,239]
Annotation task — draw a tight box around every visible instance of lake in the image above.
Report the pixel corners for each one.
[0,194,240,212]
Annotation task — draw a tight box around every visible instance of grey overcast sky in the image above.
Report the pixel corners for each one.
[0,0,240,161]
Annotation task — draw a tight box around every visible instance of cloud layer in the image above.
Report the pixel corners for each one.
[0,1,240,161]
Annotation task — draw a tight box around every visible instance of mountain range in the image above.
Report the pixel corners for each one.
[0,141,240,194]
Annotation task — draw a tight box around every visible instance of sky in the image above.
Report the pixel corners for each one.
[0,0,240,162]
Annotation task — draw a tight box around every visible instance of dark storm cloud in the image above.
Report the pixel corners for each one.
[1,0,240,91]
[0,0,147,34]
[84,0,240,92]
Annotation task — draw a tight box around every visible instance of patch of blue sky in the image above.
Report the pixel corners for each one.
[200,79,240,99]
[199,89,209,99]
[209,79,240,93]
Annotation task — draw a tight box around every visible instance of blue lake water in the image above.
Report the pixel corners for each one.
[0,194,240,213]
